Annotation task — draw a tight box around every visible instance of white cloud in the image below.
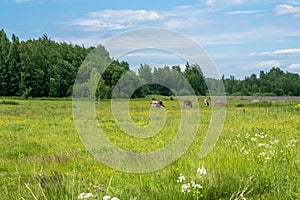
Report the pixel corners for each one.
[60,7,210,34]
[62,9,163,33]
[272,48,300,54]
[175,5,195,10]
[256,60,281,68]
[206,0,251,7]
[250,48,300,56]
[225,10,259,16]
[163,18,198,29]
[88,9,161,21]
[57,5,300,49]
[206,0,215,6]
[288,63,300,69]
[274,4,300,16]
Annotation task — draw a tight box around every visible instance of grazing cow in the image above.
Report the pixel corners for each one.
[151,99,165,108]
[183,100,193,108]
[204,98,209,106]
[214,101,227,107]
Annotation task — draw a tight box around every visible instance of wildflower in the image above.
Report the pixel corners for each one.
[197,167,207,175]
[177,173,185,183]
[111,197,119,200]
[181,183,191,193]
[286,138,297,147]
[290,139,297,143]
[191,181,203,189]
[78,192,94,199]
[258,143,266,147]
[103,195,111,200]
[194,183,203,189]
[243,149,249,155]
[265,156,272,160]
[259,151,266,157]
[251,137,257,142]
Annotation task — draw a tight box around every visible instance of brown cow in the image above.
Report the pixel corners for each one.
[183,100,193,108]
[214,101,227,107]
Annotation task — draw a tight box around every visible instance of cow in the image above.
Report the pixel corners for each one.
[183,100,193,108]
[214,101,227,107]
[151,98,165,108]
[204,98,209,106]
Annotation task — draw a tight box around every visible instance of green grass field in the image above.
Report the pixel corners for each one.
[0,97,299,200]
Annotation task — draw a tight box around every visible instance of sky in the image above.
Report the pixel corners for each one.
[1,0,300,78]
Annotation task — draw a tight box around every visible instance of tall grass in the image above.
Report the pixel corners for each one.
[0,97,299,199]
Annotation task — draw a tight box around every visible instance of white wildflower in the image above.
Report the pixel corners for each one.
[265,156,272,160]
[259,151,266,157]
[177,173,185,183]
[111,197,119,200]
[290,139,297,143]
[194,184,203,189]
[243,149,249,155]
[78,192,94,199]
[197,167,207,175]
[181,183,191,193]
[103,195,111,200]
[191,181,203,189]
[286,139,297,147]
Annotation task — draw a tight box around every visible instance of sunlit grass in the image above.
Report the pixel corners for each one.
[0,97,299,199]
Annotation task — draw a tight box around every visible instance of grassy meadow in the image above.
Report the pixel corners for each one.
[0,97,299,200]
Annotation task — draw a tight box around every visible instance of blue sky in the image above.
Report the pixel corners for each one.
[1,0,300,78]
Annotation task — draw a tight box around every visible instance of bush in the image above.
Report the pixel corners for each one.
[0,100,19,105]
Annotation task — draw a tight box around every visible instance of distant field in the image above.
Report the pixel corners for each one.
[0,97,299,200]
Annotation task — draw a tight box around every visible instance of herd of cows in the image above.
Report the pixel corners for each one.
[151,97,211,108]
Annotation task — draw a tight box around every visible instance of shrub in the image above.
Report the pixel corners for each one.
[0,100,19,105]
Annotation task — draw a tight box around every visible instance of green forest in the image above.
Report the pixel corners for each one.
[0,29,299,98]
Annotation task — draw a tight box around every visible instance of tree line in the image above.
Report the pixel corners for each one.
[0,29,94,97]
[206,67,300,96]
[0,30,299,98]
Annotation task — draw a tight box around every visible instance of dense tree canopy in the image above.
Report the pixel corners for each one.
[206,67,300,96]
[0,30,93,97]
[0,30,299,98]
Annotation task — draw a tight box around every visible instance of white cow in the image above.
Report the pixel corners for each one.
[151,98,164,108]
[204,98,209,106]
